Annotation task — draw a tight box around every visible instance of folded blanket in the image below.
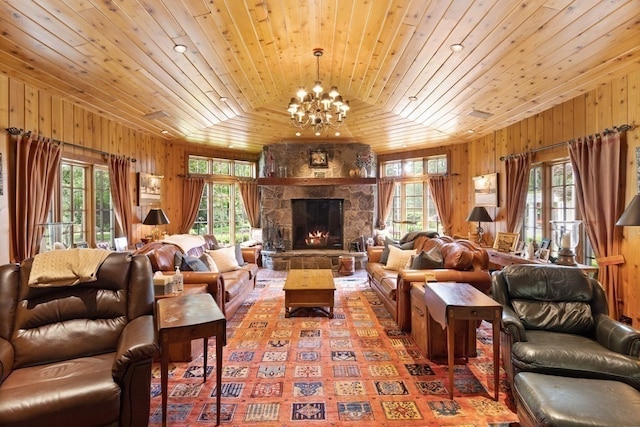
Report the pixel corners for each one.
[28,248,111,287]
[162,234,206,253]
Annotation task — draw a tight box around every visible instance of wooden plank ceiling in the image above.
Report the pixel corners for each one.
[0,0,638,154]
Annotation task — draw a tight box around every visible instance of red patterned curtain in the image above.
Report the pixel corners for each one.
[505,152,532,233]
[10,133,61,262]
[428,175,452,236]
[568,130,624,318]
[108,156,134,242]
[179,176,206,233]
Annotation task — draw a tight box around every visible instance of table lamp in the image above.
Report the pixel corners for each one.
[616,195,640,226]
[143,208,170,241]
[466,206,493,245]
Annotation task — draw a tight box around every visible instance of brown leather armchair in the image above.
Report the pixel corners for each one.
[0,252,157,427]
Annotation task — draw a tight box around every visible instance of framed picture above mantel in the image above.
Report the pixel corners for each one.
[309,150,328,168]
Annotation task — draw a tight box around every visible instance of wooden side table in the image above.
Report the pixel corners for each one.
[157,293,226,426]
[424,282,502,401]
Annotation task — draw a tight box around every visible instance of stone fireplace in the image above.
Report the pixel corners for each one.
[258,142,376,270]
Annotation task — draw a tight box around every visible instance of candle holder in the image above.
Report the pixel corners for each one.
[550,220,582,266]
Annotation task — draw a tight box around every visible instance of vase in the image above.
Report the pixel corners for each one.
[359,166,368,178]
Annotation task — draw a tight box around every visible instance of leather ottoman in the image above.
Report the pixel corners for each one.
[514,372,640,426]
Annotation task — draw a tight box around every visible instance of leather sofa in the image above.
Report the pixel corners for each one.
[491,264,640,390]
[135,234,260,319]
[0,252,157,427]
[366,233,491,331]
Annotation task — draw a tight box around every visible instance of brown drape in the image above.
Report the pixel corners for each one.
[568,130,624,318]
[108,156,133,242]
[10,134,61,262]
[376,179,395,229]
[505,152,532,233]
[179,176,205,233]
[428,175,453,236]
[238,180,260,228]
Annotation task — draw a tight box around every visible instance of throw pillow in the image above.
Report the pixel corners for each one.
[411,246,444,269]
[174,251,209,272]
[207,246,240,273]
[235,243,247,266]
[380,236,413,264]
[199,252,219,273]
[384,244,416,271]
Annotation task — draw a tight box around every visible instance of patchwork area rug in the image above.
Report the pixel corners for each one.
[148,274,519,426]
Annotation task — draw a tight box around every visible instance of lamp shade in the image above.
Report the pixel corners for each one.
[143,208,170,226]
[616,195,640,226]
[466,206,493,223]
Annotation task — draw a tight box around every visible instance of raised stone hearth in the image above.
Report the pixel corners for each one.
[261,249,367,271]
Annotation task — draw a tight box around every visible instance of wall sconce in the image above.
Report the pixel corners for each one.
[143,208,170,241]
[616,195,640,226]
[466,206,493,245]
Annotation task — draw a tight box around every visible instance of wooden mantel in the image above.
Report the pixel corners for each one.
[257,177,377,186]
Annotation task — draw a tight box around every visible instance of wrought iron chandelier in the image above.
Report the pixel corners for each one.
[287,48,350,136]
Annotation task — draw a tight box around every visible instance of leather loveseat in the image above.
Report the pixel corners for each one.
[367,232,491,330]
[0,251,157,427]
[491,264,640,390]
[135,234,260,319]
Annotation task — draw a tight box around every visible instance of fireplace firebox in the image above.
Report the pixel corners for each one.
[292,199,344,250]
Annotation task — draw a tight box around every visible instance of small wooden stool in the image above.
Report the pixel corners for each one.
[338,255,355,275]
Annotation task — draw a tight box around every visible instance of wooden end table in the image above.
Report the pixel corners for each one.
[283,269,336,318]
[424,282,502,401]
[156,293,226,426]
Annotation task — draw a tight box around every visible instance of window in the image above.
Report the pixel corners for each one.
[94,168,114,244]
[522,159,592,264]
[187,156,256,244]
[54,161,114,248]
[381,155,447,239]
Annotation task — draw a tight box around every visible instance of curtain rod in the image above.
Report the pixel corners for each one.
[5,127,137,163]
[499,124,633,161]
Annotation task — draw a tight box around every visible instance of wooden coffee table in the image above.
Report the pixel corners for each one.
[283,269,336,318]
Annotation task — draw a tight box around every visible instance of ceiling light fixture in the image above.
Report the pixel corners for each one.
[160,130,169,134]
[408,96,418,101]
[219,96,228,102]
[450,43,464,52]
[173,44,187,53]
[287,48,350,135]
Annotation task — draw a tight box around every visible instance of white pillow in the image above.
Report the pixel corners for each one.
[384,244,416,271]
[199,252,219,273]
[206,246,239,273]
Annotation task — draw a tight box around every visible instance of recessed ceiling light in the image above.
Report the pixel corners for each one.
[160,130,169,134]
[334,132,341,136]
[219,96,228,102]
[173,44,187,53]
[295,132,301,137]
[450,43,464,52]
[314,131,321,136]
[408,96,418,101]
[467,129,475,134]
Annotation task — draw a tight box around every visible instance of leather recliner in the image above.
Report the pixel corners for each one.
[492,264,640,389]
[0,252,158,427]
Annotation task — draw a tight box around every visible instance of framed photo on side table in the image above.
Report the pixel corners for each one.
[493,232,520,252]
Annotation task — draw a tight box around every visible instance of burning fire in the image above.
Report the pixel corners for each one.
[305,230,329,246]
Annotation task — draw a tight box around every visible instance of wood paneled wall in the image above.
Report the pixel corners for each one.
[1,69,639,326]
[463,70,640,327]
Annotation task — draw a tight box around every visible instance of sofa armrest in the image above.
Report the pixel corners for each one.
[242,245,262,266]
[501,306,527,342]
[112,315,158,383]
[595,313,640,356]
[0,337,14,384]
[367,246,384,264]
